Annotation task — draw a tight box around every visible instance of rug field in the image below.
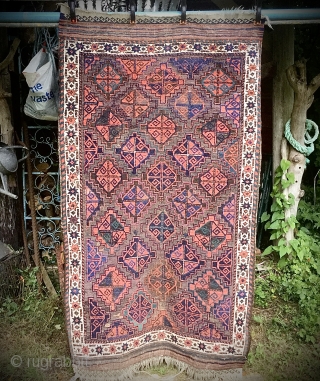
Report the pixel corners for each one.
[59,9,264,380]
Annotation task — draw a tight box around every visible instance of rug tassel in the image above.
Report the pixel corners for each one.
[73,356,242,381]
[69,373,80,381]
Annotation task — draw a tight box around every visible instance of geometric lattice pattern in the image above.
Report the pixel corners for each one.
[60,15,263,371]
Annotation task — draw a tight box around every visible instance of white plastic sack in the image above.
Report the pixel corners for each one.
[23,49,59,121]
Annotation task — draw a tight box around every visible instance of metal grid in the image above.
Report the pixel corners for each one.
[22,125,61,264]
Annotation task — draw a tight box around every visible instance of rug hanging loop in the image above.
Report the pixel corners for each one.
[255,0,262,23]
[130,0,136,24]
[180,0,187,24]
[68,0,77,23]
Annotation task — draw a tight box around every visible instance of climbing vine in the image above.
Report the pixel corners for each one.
[258,159,320,342]
[261,159,297,267]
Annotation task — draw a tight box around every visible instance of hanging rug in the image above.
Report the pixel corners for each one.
[59,6,264,380]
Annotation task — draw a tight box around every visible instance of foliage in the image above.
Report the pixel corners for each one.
[245,304,320,381]
[0,267,70,381]
[256,160,320,343]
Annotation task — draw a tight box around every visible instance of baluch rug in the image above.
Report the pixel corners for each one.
[59,6,264,381]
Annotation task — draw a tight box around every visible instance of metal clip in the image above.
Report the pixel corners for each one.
[68,0,77,23]
[130,0,136,24]
[180,0,187,24]
[255,0,262,24]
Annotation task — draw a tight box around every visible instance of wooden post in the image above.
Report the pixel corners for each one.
[272,25,294,176]
[0,29,20,248]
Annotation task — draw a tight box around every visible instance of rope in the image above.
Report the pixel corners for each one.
[284,119,319,164]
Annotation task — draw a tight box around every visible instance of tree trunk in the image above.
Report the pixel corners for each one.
[282,60,320,241]
[272,25,294,177]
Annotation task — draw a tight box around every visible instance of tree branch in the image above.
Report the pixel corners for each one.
[308,73,320,96]
[0,38,20,72]
[295,59,307,83]
[286,64,300,92]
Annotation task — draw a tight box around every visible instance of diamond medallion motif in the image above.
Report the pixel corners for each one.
[190,216,232,256]
[116,133,155,174]
[175,91,204,119]
[142,63,183,104]
[200,166,228,197]
[96,110,123,142]
[118,237,155,279]
[166,240,205,280]
[84,132,103,170]
[149,211,174,242]
[95,62,123,96]
[124,290,157,331]
[147,160,177,193]
[201,69,235,96]
[96,159,122,194]
[121,183,150,221]
[189,271,228,312]
[172,188,202,220]
[172,294,202,329]
[92,210,130,254]
[168,135,209,176]
[147,114,176,144]
[201,118,230,147]
[121,90,149,118]
[93,266,131,310]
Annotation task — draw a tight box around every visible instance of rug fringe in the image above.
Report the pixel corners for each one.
[73,357,242,381]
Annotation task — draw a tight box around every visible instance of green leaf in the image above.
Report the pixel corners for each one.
[281,180,291,189]
[278,256,288,268]
[271,211,285,222]
[290,239,300,253]
[286,172,295,184]
[280,159,290,172]
[297,249,304,261]
[271,203,282,212]
[279,244,288,258]
[253,315,263,324]
[278,238,287,246]
[288,193,295,205]
[262,245,274,256]
[269,220,281,229]
[275,166,283,177]
[270,231,282,240]
[261,212,270,222]
[287,216,297,229]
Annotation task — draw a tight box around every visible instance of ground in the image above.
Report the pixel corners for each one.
[0,294,319,381]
